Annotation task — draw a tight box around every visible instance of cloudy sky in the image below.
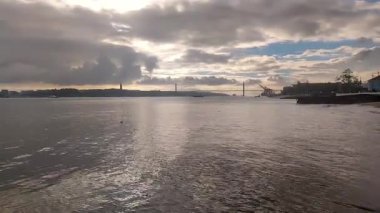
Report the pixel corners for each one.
[0,0,380,90]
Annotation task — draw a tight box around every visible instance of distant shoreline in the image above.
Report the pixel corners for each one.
[0,89,228,98]
[362,102,380,108]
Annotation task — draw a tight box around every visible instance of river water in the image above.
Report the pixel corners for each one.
[0,97,379,212]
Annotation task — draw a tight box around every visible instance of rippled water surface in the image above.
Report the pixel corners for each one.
[0,97,379,212]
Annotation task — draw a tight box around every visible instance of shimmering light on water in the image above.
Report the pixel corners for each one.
[0,97,379,212]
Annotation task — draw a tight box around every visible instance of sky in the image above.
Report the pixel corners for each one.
[0,0,380,90]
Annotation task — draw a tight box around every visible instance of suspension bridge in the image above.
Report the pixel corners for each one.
[173,83,282,97]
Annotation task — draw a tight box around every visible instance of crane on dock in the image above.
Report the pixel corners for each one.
[259,84,276,97]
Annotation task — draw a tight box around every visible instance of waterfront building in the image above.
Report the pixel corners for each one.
[0,90,9,98]
[282,82,341,96]
[368,76,380,92]
[282,81,367,96]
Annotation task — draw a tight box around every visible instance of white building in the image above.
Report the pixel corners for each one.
[368,76,380,92]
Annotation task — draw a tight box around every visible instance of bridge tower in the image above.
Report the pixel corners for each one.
[243,82,245,97]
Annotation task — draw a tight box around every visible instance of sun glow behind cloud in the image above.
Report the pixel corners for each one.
[53,0,164,12]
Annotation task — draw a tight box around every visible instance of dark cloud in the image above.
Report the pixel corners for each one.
[142,56,159,72]
[179,49,231,64]
[309,47,380,73]
[267,75,293,86]
[120,1,264,46]
[182,76,237,85]
[137,76,175,85]
[245,79,262,85]
[345,47,380,70]
[331,47,380,73]
[137,76,261,86]
[229,56,282,74]
[55,54,146,85]
[120,0,380,46]
[0,1,158,85]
